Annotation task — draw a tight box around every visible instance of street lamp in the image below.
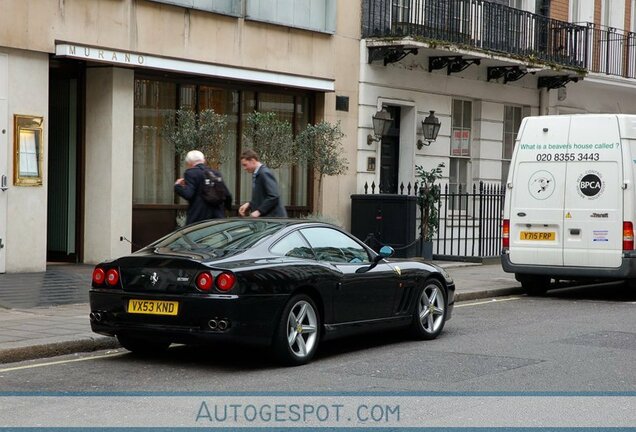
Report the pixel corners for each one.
[417,110,441,149]
[367,108,393,145]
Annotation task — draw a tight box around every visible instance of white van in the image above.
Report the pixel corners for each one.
[502,114,636,294]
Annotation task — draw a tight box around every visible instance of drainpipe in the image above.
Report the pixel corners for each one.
[539,87,549,116]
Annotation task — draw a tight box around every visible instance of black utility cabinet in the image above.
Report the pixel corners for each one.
[350,194,417,258]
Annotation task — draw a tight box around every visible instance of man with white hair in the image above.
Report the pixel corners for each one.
[174,150,231,225]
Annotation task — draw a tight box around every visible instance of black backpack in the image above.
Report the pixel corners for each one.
[200,167,228,206]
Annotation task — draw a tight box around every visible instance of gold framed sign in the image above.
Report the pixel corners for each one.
[14,115,44,186]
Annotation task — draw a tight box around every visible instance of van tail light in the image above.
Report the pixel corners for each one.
[106,269,120,286]
[196,272,214,291]
[92,267,106,286]
[502,219,510,249]
[623,221,634,251]
[216,272,236,292]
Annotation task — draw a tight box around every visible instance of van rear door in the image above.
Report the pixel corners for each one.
[508,116,570,266]
[562,116,623,268]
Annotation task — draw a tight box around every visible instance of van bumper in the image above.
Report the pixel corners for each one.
[501,252,636,279]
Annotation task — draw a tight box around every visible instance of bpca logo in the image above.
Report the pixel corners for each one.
[577,170,604,200]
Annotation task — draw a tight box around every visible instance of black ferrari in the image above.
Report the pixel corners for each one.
[89,218,455,365]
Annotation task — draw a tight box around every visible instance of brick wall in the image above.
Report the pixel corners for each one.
[550,0,569,22]
[594,0,601,25]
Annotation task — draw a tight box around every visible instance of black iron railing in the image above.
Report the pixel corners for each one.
[362,180,505,259]
[363,0,636,79]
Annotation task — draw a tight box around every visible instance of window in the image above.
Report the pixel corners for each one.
[450,99,472,210]
[423,0,470,42]
[147,1,336,32]
[502,105,523,184]
[133,80,177,204]
[147,1,242,17]
[153,220,284,251]
[570,0,594,25]
[271,230,315,259]
[300,227,370,263]
[133,77,312,211]
[451,99,471,157]
[393,0,410,23]
[246,0,336,34]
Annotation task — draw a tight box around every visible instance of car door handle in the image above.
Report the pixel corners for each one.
[0,175,7,192]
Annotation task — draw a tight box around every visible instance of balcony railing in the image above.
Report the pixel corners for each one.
[363,0,636,79]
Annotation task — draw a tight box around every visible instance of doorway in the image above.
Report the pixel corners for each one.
[379,106,401,194]
[47,59,84,262]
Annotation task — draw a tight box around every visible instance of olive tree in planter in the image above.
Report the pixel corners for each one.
[415,162,444,259]
[242,112,294,168]
[162,108,229,166]
[295,121,348,211]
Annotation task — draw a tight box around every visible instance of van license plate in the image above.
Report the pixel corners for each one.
[520,231,555,241]
[127,299,179,316]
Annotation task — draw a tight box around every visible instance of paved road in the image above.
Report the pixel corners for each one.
[1,283,634,393]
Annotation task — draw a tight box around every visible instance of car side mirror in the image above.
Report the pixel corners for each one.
[357,245,395,273]
[373,245,394,264]
[378,245,394,258]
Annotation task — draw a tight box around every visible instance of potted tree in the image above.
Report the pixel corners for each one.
[242,111,294,168]
[415,162,444,259]
[295,120,348,211]
[162,108,229,166]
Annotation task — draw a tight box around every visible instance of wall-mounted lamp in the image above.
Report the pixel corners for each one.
[367,108,393,145]
[417,110,441,149]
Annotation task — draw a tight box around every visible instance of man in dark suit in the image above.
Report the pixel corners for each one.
[174,150,230,225]
[238,149,287,218]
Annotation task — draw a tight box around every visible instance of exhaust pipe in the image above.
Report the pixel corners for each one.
[208,319,218,330]
[90,312,103,322]
[217,320,228,331]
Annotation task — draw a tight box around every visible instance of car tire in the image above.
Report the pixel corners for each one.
[517,274,550,296]
[273,294,320,366]
[117,334,171,355]
[411,278,447,340]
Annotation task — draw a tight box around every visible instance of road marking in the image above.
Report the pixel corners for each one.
[0,351,124,373]
[456,297,521,308]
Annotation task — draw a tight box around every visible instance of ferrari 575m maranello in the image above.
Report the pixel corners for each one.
[89,218,455,365]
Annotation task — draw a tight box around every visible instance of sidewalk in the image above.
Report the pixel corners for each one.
[0,261,522,364]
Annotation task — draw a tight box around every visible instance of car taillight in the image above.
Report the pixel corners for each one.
[92,268,105,285]
[216,272,236,292]
[624,221,634,250]
[106,269,120,286]
[502,219,510,249]
[196,272,214,291]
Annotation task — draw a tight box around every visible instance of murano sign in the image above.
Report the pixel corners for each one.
[54,42,334,92]
[56,43,144,66]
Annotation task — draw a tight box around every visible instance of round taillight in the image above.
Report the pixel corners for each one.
[196,272,214,291]
[106,269,119,286]
[92,268,105,285]
[216,272,236,292]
